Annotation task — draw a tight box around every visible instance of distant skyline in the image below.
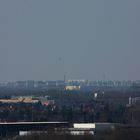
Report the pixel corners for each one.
[0,0,140,82]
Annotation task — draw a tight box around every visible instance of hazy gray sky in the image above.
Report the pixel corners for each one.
[0,0,140,82]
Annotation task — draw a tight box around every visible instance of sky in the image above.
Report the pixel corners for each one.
[0,0,140,82]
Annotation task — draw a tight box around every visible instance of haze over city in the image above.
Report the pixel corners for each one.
[0,0,140,82]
